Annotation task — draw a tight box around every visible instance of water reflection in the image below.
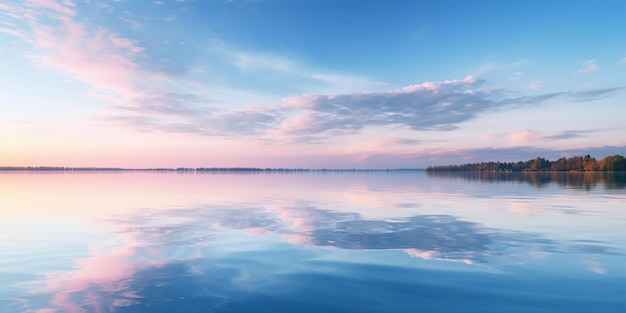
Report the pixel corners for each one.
[426,171,626,189]
[13,202,624,313]
[117,205,622,262]
[1,172,625,313]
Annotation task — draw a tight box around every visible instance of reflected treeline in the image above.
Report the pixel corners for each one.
[426,171,626,189]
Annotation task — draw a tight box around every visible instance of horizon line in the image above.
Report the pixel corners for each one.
[0,166,425,172]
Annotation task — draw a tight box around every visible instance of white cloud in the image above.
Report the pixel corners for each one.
[474,58,530,76]
[509,71,524,81]
[619,57,626,64]
[575,59,598,74]
[209,39,387,94]
[231,50,298,73]
[528,79,544,90]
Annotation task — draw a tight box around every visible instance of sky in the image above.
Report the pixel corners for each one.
[1,0,625,169]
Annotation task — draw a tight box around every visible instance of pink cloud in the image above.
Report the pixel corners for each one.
[2,0,225,141]
[463,75,478,84]
[508,129,541,146]
[27,0,76,16]
[282,95,317,109]
[112,37,134,48]
[29,17,142,97]
[0,26,29,38]
[399,76,478,93]
[343,137,417,152]
[4,0,165,107]
[400,81,439,93]
[274,111,317,135]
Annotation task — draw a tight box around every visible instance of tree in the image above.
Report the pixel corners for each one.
[600,155,626,171]
[530,157,550,171]
[583,155,598,171]
[425,154,625,172]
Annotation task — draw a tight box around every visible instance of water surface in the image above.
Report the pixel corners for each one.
[1,171,625,312]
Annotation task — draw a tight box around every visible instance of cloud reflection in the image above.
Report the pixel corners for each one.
[10,179,623,312]
[110,204,620,266]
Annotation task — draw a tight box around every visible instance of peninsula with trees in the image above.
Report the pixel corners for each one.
[425,154,625,172]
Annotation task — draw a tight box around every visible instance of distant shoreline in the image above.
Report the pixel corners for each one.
[425,154,625,172]
[0,166,424,172]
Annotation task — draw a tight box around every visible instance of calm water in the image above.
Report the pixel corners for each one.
[1,171,625,313]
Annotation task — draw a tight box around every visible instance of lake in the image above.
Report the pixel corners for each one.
[1,171,625,312]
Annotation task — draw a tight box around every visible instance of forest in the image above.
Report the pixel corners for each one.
[425,154,626,172]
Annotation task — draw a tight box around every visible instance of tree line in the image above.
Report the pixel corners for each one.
[425,154,626,172]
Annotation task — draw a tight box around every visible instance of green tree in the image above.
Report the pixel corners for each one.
[530,157,548,171]
[601,154,626,171]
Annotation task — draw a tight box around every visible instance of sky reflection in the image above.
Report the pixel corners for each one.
[1,171,625,312]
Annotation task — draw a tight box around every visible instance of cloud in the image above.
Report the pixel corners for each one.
[3,0,210,113]
[528,79,544,90]
[544,130,596,141]
[209,39,389,94]
[103,105,284,136]
[102,76,623,142]
[509,71,524,81]
[278,76,494,136]
[337,137,422,163]
[3,0,150,99]
[500,92,565,106]
[474,58,530,76]
[482,128,599,147]
[27,0,76,16]
[277,77,606,139]
[104,75,527,139]
[115,92,214,117]
[575,59,598,74]
[508,129,541,145]
[230,50,298,73]
[508,129,599,145]
[3,2,623,146]
[569,87,624,102]
[619,57,626,64]
[204,106,284,136]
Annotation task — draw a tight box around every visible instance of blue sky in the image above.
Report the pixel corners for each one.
[1,0,625,168]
